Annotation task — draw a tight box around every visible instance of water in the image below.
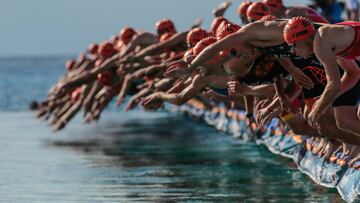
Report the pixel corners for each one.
[0,57,342,202]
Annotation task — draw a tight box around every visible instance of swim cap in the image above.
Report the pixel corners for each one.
[216,23,241,39]
[98,42,117,59]
[263,0,284,9]
[247,2,270,22]
[159,32,174,42]
[87,43,99,55]
[66,59,76,71]
[71,87,82,104]
[156,19,176,35]
[283,17,315,45]
[97,72,112,86]
[211,17,228,35]
[193,37,217,55]
[186,28,209,47]
[119,27,136,44]
[95,59,103,67]
[260,15,278,21]
[237,1,252,17]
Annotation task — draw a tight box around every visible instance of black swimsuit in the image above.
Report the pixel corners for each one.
[233,54,289,86]
[257,36,359,106]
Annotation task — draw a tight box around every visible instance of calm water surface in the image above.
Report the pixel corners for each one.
[0,57,342,202]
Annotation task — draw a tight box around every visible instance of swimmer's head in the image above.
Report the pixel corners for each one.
[237,1,252,24]
[119,27,136,44]
[87,43,99,55]
[156,19,176,36]
[186,28,209,47]
[193,37,217,56]
[216,23,241,39]
[284,17,315,58]
[211,17,229,36]
[66,59,76,71]
[247,2,270,22]
[97,72,113,87]
[98,42,117,59]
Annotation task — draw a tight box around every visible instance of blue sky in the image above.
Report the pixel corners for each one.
[0,0,307,57]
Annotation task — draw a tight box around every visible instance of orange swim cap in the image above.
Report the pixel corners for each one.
[211,17,228,35]
[263,0,284,9]
[186,28,209,47]
[260,15,278,21]
[98,42,117,59]
[66,59,76,71]
[283,17,315,45]
[87,43,99,55]
[156,19,176,35]
[216,23,241,39]
[247,2,270,22]
[71,87,83,104]
[97,72,113,87]
[237,1,252,17]
[193,37,217,55]
[119,27,136,44]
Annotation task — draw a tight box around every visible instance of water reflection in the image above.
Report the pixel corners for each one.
[48,112,340,202]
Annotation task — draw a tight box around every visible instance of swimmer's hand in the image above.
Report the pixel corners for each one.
[164,60,191,79]
[213,0,232,17]
[307,100,324,129]
[227,80,250,96]
[291,68,314,90]
[140,92,162,110]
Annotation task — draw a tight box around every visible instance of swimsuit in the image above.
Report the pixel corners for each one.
[335,21,360,60]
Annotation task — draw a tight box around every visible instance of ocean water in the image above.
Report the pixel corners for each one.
[0,57,342,202]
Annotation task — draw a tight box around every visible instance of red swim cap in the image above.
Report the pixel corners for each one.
[216,23,241,39]
[247,2,270,22]
[260,15,278,21]
[193,37,217,56]
[237,1,252,17]
[71,87,83,104]
[119,27,136,44]
[95,59,103,67]
[156,19,176,35]
[98,42,117,59]
[186,28,209,47]
[88,43,99,55]
[66,59,76,71]
[211,17,228,35]
[284,17,315,45]
[159,32,174,42]
[263,0,284,9]
[97,72,113,86]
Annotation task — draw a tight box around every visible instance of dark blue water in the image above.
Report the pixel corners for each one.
[0,57,341,202]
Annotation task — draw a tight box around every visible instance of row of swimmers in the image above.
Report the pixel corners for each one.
[31,0,360,169]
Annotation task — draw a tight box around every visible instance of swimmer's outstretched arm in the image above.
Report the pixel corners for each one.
[213,0,232,17]
[143,74,207,106]
[133,32,188,60]
[120,32,158,57]
[188,25,258,70]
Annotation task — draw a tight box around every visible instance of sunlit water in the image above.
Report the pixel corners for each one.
[0,57,341,202]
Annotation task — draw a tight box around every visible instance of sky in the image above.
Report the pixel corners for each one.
[0,0,308,57]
